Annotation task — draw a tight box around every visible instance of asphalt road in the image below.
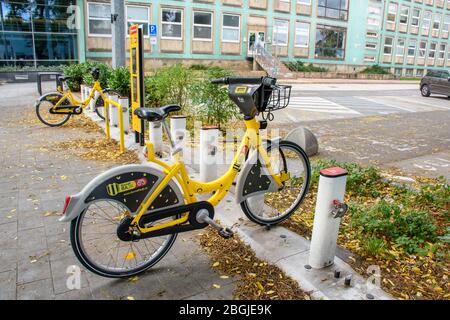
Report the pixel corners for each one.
[274,82,450,180]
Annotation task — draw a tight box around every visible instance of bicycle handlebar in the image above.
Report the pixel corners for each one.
[211,76,277,87]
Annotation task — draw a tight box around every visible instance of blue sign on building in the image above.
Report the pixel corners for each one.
[149,24,157,37]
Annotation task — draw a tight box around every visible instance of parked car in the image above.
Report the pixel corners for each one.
[420,69,450,98]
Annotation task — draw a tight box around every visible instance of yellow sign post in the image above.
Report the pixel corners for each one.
[129,24,145,146]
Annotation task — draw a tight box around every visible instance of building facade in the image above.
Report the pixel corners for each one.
[1,0,450,76]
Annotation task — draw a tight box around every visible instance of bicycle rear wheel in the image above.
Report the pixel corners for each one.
[70,199,178,278]
[35,92,71,127]
[240,140,310,226]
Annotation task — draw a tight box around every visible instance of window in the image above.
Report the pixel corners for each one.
[161,8,182,39]
[298,0,311,4]
[366,31,378,38]
[384,37,393,54]
[444,16,450,33]
[222,14,240,43]
[416,69,424,77]
[364,56,376,62]
[428,42,436,58]
[314,25,346,60]
[411,8,420,27]
[365,42,377,50]
[407,39,416,57]
[368,18,380,27]
[193,11,212,40]
[405,69,413,77]
[368,6,381,15]
[394,68,402,76]
[433,14,441,31]
[88,2,111,36]
[273,20,289,46]
[317,0,349,21]
[295,22,310,47]
[419,41,427,57]
[400,6,409,25]
[438,43,446,59]
[422,11,431,31]
[396,39,405,56]
[387,3,398,22]
[126,6,149,36]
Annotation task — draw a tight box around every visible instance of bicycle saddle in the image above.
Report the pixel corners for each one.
[134,104,181,122]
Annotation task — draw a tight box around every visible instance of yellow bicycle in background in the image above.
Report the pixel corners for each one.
[59,76,311,278]
[35,68,119,127]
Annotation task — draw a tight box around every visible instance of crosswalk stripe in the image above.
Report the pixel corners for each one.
[288,97,361,115]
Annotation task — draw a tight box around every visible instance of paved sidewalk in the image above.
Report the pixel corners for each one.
[0,82,235,300]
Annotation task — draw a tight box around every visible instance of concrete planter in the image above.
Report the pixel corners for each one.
[0,71,60,83]
[118,97,130,134]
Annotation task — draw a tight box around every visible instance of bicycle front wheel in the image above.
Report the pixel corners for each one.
[70,199,178,278]
[35,92,71,127]
[240,140,311,226]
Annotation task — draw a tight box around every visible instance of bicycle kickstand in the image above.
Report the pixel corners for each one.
[196,209,234,239]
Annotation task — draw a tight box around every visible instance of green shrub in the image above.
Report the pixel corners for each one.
[189,64,210,71]
[63,63,85,91]
[360,64,390,75]
[81,61,112,88]
[107,66,130,98]
[190,67,240,128]
[362,236,386,256]
[312,159,384,197]
[284,61,328,73]
[350,200,438,254]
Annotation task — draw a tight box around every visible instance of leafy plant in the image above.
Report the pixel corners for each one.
[284,61,328,73]
[190,67,240,129]
[360,64,390,75]
[63,63,85,91]
[362,236,386,256]
[189,64,210,71]
[81,61,112,88]
[107,66,130,98]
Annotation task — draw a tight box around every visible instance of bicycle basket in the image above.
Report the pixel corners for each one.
[261,85,292,112]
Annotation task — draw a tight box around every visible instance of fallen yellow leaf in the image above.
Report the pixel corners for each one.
[125,252,136,260]
[212,284,221,289]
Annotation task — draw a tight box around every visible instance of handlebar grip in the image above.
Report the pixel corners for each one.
[210,78,228,85]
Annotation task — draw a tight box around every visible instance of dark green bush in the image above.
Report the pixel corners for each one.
[284,61,328,73]
[62,64,85,91]
[81,61,112,88]
[107,66,130,98]
[360,64,390,75]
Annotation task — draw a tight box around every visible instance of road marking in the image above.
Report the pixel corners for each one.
[288,97,361,115]
[358,96,416,113]
[387,96,450,110]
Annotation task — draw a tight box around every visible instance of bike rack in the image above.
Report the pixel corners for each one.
[37,72,62,95]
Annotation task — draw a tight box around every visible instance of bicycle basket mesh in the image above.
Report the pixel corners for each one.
[259,85,292,112]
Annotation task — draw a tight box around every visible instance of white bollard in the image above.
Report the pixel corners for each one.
[90,90,99,112]
[108,94,119,127]
[118,97,130,134]
[170,115,187,153]
[149,121,163,157]
[80,84,86,101]
[309,167,349,269]
[199,126,219,182]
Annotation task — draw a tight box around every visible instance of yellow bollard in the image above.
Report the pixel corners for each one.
[104,99,110,140]
[117,100,125,154]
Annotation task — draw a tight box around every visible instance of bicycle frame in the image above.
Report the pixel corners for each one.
[54,80,106,110]
[131,118,289,234]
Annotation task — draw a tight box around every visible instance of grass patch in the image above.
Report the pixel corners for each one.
[360,64,390,75]
[284,60,328,73]
[282,159,449,300]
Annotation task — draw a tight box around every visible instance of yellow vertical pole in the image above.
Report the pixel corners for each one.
[118,100,125,153]
[104,98,110,139]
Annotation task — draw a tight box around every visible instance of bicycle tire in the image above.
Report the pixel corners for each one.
[240,140,311,226]
[35,92,71,127]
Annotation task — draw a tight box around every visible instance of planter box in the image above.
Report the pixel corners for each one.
[0,71,61,83]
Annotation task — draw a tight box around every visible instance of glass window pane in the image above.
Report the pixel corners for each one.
[223,15,239,27]
[89,3,110,19]
[162,24,181,38]
[34,33,78,60]
[127,6,148,21]
[162,9,181,23]
[0,1,32,32]
[194,12,211,25]
[194,26,211,39]
[32,4,74,33]
[89,19,111,35]
[0,32,34,60]
[315,25,346,59]
[223,28,239,41]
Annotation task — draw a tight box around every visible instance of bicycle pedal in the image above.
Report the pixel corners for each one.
[218,228,234,239]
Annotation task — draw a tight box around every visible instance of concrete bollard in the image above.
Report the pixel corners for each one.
[108,94,119,127]
[90,90,99,112]
[285,127,319,157]
[199,126,219,182]
[80,84,86,101]
[149,121,163,157]
[118,97,130,134]
[170,115,187,153]
[309,167,348,269]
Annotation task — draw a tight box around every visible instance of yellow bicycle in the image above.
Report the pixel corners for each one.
[60,76,311,278]
[35,68,118,127]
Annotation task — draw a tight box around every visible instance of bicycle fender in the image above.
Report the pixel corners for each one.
[59,164,183,222]
[235,138,281,204]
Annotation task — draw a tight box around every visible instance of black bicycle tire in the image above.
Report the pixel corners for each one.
[35,92,72,127]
